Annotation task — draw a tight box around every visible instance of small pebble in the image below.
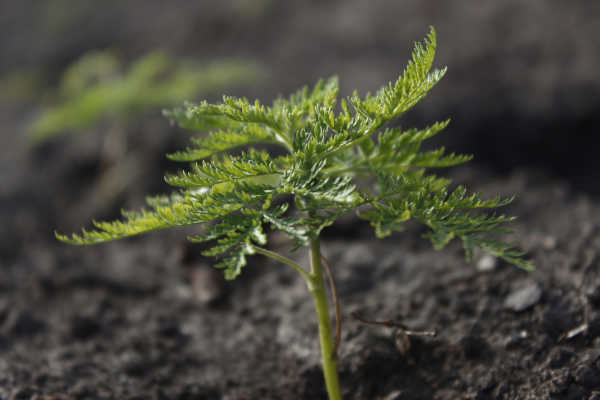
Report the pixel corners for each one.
[477,254,497,272]
[383,390,403,400]
[542,235,557,249]
[504,283,542,312]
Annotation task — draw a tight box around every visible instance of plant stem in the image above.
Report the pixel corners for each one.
[250,241,342,398]
[321,255,341,358]
[309,237,342,400]
[251,245,312,282]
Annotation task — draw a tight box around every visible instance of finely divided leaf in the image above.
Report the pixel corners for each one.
[58,27,532,278]
[167,124,280,161]
[165,150,281,189]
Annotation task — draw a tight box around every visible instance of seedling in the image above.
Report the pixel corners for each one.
[57,28,531,399]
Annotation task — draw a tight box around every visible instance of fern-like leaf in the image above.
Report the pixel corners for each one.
[58,27,532,279]
[167,125,280,161]
[165,150,281,189]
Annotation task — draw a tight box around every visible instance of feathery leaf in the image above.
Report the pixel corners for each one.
[58,27,531,279]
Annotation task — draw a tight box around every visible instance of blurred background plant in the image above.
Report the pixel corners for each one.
[27,50,262,143]
[22,49,262,216]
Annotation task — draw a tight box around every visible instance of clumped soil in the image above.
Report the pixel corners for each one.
[3,162,600,399]
[2,1,600,399]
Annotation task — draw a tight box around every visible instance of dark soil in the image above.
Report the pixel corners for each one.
[2,2,600,399]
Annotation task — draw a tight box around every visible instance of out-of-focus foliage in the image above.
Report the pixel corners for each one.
[28,50,262,143]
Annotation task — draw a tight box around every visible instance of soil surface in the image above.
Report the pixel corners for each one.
[2,2,600,399]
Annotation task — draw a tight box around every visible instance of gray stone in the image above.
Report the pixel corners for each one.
[504,284,542,312]
[477,254,498,272]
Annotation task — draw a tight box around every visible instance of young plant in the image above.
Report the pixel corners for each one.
[57,28,531,399]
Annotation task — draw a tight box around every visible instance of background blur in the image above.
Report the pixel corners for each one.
[1,0,599,255]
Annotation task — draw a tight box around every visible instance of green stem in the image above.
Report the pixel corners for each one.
[251,245,312,282]
[250,240,342,399]
[309,237,342,400]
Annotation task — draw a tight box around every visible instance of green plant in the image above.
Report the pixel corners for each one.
[29,50,262,143]
[57,28,531,399]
